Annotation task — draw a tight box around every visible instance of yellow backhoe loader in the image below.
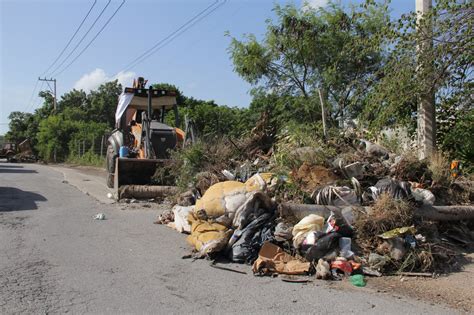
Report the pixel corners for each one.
[106,77,183,199]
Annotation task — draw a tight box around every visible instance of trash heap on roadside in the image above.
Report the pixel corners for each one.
[154,116,473,284]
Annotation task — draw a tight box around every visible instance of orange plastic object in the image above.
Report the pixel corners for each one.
[331,260,353,274]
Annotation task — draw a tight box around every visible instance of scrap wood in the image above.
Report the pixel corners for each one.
[280,203,474,221]
[396,272,434,277]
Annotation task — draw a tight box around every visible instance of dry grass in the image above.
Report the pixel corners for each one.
[354,193,414,247]
[390,152,431,183]
[428,152,452,186]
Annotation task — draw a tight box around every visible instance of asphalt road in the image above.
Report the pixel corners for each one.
[0,162,455,314]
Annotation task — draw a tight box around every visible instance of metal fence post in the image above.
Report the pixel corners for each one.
[100,135,104,157]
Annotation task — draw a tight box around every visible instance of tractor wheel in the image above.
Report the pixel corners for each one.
[106,172,114,188]
[6,152,15,162]
[106,144,117,173]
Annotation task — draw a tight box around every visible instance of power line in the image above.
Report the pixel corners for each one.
[25,79,40,111]
[41,0,98,76]
[121,0,220,72]
[53,0,126,77]
[122,0,226,72]
[26,81,45,113]
[47,0,112,77]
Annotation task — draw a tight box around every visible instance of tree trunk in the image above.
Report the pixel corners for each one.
[279,203,474,221]
[118,185,179,200]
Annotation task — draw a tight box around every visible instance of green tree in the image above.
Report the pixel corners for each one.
[362,0,473,135]
[5,111,34,143]
[228,1,390,124]
[85,80,122,128]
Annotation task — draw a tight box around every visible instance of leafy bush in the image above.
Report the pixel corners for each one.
[271,122,337,172]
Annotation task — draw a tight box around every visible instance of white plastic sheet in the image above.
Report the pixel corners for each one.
[115,92,134,124]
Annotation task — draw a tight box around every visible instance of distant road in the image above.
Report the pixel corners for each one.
[0,162,452,314]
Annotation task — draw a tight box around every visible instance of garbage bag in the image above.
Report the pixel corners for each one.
[411,188,435,205]
[274,222,293,242]
[245,173,276,192]
[313,185,359,206]
[194,181,275,229]
[313,178,362,206]
[229,212,276,263]
[292,214,325,249]
[300,231,326,255]
[167,205,193,233]
[358,139,389,159]
[186,212,232,258]
[305,233,341,262]
[252,242,310,276]
[368,253,388,269]
[370,178,412,200]
[324,211,354,237]
[350,274,366,287]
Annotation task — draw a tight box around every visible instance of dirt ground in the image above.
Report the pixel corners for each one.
[330,252,474,313]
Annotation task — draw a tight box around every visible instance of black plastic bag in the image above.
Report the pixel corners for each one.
[229,212,276,263]
[305,232,341,262]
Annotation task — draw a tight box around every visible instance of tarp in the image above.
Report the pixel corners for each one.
[115,92,134,124]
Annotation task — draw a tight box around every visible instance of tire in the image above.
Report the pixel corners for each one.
[6,152,15,163]
[106,144,117,173]
[106,172,114,188]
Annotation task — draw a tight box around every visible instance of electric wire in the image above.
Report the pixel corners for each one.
[26,81,45,112]
[46,0,112,77]
[121,0,225,73]
[52,0,125,77]
[40,0,97,76]
[25,79,40,111]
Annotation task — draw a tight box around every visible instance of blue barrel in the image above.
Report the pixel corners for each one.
[119,146,129,158]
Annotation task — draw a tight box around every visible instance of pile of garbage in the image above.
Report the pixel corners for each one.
[154,119,473,283]
[156,172,472,283]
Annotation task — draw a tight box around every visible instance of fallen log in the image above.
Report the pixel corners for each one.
[118,185,179,200]
[279,203,474,221]
[415,205,474,221]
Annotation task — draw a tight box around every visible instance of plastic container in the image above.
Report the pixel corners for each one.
[119,146,129,158]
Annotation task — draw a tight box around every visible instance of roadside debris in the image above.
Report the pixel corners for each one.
[149,125,473,285]
[94,213,106,220]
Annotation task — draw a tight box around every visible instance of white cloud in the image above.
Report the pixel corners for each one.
[302,0,329,10]
[73,68,136,92]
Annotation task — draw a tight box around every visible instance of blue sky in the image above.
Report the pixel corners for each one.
[0,0,415,134]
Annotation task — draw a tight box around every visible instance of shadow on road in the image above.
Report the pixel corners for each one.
[0,164,24,168]
[0,164,37,174]
[0,187,47,211]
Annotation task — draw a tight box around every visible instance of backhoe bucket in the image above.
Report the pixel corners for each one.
[114,158,178,200]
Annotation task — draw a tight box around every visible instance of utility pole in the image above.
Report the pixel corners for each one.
[416,0,436,160]
[38,77,57,111]
[38,77,57,162]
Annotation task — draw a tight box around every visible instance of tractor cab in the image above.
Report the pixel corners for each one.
[116,86,183,159]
